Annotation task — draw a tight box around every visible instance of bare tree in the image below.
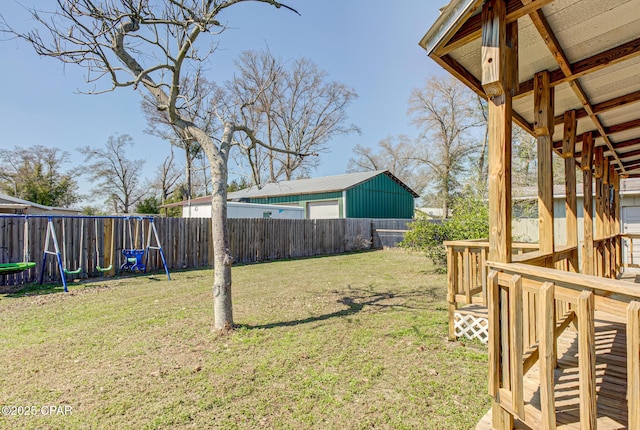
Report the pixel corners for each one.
[408,76,484,218]
[1,0,305,332]
[474,96,489,196]
[142,76,222,199]
[230,51,359,186]
[347,135,428,197]
[151,150,182,205]
[79,134,146,213]
[0,145,79,207]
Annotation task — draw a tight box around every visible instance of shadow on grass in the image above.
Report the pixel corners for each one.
[1,270,171,298]
[1,282,66,297]
[238,286,440,330]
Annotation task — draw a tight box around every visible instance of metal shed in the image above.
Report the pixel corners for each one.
[227,170,419,219]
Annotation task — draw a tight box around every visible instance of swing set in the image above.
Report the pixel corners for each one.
[0,217,36,276]
[0,215,170,292]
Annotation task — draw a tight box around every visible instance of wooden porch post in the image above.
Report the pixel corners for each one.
[604,159,612,277]
[595,146,605,277]
[581,133,594,275]
[534,70,555,257]
[613,171,621,277]
[482,0,515,428]
[562,110,578,272]
[483,0,513,264]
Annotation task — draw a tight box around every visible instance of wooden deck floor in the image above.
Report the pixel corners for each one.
[475,311,628,430]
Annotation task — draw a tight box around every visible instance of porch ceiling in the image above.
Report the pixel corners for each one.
[420,0,640,176]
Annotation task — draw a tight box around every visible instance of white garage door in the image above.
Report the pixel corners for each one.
[622,206,640,267]
[307,200,339,219]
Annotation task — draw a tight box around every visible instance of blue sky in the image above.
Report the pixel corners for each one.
[0,1,447,203]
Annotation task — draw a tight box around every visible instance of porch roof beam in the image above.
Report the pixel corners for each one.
[521,0,625,173]
[554,118,640,152]
[516,37,640,98]
[439,0,555,56]
[553,90,640,126]
[436,53,534,134]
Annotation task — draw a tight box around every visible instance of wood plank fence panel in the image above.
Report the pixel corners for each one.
[0,216,403,287]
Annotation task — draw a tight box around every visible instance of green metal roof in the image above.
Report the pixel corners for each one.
[228,170,419,200]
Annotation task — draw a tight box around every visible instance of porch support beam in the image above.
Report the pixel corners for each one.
[595,147,605,277]
[482,1,515,428]
[483,0,514,264]
[582,133,595,275]
[563,110,578,272]
[535,70,555,255]
[604,158,611,278]
[613,172,621,277]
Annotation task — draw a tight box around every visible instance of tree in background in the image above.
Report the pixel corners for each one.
[227,177,250,193]
[0,145,79,207]
[408,76,484,218]
[136,196,160,214]
[230,50,359,186]
[347,135,428,197]
[79,134,146,214]
[149,151,182,207]
[142,76,221,200]
[3,0,305,332]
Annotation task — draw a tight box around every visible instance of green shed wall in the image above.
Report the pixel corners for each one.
[345,174,414,218]
[249,192,344,217]
[246,174,414,218]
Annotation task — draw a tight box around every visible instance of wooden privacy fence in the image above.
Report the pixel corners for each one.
[0,216,376,286]
[371,218,416,248]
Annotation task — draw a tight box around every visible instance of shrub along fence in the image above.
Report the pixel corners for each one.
[0,216,396,286]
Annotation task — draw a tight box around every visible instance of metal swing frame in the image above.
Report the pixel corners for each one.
[35,215,170,293]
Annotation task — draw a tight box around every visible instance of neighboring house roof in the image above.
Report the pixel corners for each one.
[228,170,420,200]
[0,193,80,214]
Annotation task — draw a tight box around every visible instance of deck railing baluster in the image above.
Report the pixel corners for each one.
[628,301,640,429]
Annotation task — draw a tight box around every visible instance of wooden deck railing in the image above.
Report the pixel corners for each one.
[621,233,640,271]
[443,240,568,341]
[592,234,622,278]
[485,261,640,429]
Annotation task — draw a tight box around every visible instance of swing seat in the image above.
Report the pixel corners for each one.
[0,262,36,276]
[63,267,82,275]
[121,249,146,272]
[96,265,113,272]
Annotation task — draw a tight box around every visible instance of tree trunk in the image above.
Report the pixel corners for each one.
[204,124,234,332]
[185,154,193,199]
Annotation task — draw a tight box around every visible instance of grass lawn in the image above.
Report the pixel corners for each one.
[0,250,489,429]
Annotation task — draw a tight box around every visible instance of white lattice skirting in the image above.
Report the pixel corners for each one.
[454,312,489,344]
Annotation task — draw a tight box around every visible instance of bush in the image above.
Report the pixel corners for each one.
[401,197,489,270]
